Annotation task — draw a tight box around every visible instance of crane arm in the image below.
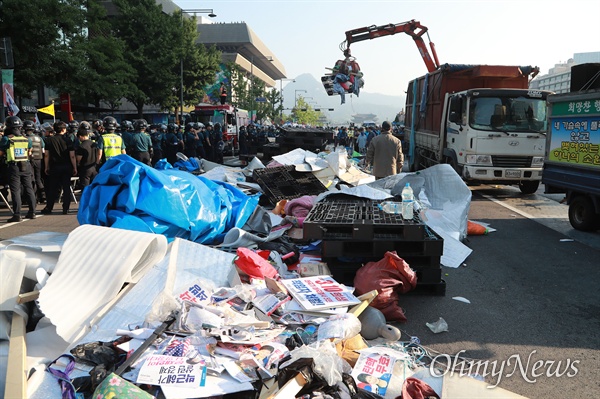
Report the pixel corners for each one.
[343,19,440,73]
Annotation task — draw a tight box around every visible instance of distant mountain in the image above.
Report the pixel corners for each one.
[282,73,406,125]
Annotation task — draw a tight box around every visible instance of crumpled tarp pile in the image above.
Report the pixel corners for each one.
[77,155,259,245]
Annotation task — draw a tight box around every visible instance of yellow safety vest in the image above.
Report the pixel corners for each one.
[102,133,123,159]
[6,136,29,163]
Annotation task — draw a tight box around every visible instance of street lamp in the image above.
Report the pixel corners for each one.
[279,78,295,119]
[180,9,216,125]
[294,90,307,108]
[250,55,273,122]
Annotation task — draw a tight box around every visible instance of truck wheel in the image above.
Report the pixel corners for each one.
[410,151,422,172]
[568,195,599,231]
[519,181,539,195]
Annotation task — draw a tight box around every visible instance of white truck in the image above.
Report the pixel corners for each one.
[405,64,552,194]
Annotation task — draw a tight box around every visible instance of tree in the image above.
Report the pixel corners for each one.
[291,96,322,126]
[55,0,135,108]
[0,0,87,98]
[112,0,182,118]
[162,11,221,120]
[265,88,283,124]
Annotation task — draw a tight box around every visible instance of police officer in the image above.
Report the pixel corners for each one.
[23,120,46,203]
[41,121,78,215]
[75,122,98,189]
[183,122,199,159]
[0,116,37,222]
[212,123,225,164]
[126,119,153,165]
[151,124,166,166]
[97,116,126,167]
[164,123,183,166]
[66,120,80,148]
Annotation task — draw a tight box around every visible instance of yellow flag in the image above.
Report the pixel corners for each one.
[37,102,55,117]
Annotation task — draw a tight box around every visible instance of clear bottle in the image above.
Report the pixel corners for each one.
[401,183,414,220]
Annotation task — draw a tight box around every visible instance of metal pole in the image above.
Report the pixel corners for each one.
[180,12,184,125]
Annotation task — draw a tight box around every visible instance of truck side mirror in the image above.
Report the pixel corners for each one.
[449,111,461,124]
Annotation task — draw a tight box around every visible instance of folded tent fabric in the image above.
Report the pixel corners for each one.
[77,155,259,245]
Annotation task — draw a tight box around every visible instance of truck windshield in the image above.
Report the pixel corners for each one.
[469,96,548,133]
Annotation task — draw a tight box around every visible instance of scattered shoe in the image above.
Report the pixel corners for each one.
[25,213,37,219]
[7,215,21,223]
[41,208,52,215]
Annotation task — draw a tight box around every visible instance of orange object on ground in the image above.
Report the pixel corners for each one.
[467,220,488,235]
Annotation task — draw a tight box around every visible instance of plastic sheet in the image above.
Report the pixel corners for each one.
[77,155,259,245]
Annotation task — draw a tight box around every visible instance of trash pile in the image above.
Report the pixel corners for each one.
[0,151,517,399]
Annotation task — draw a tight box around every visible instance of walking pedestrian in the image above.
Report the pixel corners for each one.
[366,121,404,179]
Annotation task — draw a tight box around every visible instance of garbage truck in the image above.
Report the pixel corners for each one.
[404,64,552,194]
[542,63,600,231]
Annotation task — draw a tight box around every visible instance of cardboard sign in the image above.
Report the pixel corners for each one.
[281,276,360,311]
[137,355,206,388]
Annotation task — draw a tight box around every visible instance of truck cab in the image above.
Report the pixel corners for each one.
[443,88,550,193]
[405,64,551,194]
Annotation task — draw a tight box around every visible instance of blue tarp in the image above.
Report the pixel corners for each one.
[77,155,259,245]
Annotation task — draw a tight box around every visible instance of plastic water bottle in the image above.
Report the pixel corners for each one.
[401,183,414,220]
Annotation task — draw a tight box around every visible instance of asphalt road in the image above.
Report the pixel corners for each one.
[1,183,599,398]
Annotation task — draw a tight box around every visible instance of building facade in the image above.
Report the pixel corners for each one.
[530,51,600,94]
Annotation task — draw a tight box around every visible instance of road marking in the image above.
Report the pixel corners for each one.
[0,215,44,229]
[476,192,539,220]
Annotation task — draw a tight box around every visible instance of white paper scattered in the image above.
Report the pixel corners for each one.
[426,317,449,333]
[560,239,574,242]
[452,296,471,304]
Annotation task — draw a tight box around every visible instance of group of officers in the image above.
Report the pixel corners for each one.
[0,115,226,223]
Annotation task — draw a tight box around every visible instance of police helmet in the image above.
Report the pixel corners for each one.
[5,116,23,129]
[167,123,178,133]
[159,124,167,132]
[68,120,80,132]
[134,119,149,131]
[185,122,195,132]
[78,121,92,134]
[103,116,118,131]
[121,120,133,132]
[23,119,36,131]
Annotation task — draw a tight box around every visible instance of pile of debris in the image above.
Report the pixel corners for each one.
[0,151,523,399]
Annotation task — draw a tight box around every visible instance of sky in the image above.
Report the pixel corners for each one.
[173,0,600,98]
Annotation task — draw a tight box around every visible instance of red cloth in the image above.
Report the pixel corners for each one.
[354,251,417,322]
[400,377,439,399]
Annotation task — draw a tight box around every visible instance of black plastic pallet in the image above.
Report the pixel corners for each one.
[409,280,447,296]
[303,197,426,241]
[252,165,328,204]
[324,260,445,295]
[321,234,443,260]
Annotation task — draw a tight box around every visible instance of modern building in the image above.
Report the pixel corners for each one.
[530,51,600,94]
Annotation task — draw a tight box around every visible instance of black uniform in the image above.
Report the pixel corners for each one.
[76,138,98,189]
[42,134,76,215]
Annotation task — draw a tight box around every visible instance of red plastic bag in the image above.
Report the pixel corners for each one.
[353,251,417,323]
[234,247,279,280]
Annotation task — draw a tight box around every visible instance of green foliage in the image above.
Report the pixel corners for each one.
[112,0,182,116]
[0,0,86,97]
[292,97,323,126]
